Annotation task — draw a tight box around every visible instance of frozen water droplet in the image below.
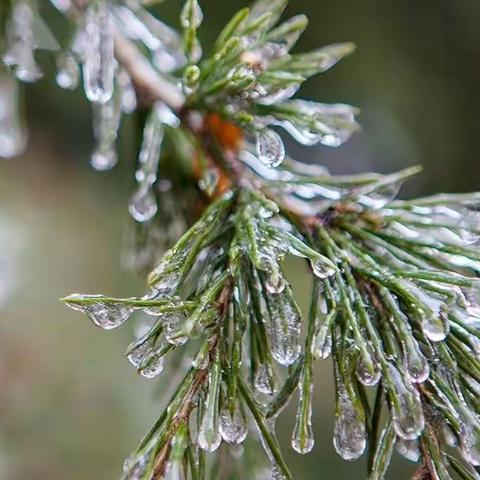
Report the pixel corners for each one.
[3,0,43,83]
[82,2,115,104]
[387,364,425,440]
[118,70,137,113]
[219,404,248,444]
[254,364,276,395]
[269,293,301,366]
[404,340,429,383]
[313,323,332,359]
[127,336,155,368]
[421,313,449,342]
[256,129,285,168]
[65,296,134,330]
[129,186,158,222]
[271,466,287,480]
[291,377,314,454]
[265,269,286,294]
[180,0,203,29]
[198,359,221,452]
[310,256,336,279]
[122,451,150,479]
[138,349,166,378]
[91,145,118,171]
[56,53,79,90]
[356,353,381,387]
[164,313,189,346]
[460,421,480,466]
[0,72,27,158]
[333,391,366,460]
[395,438,420,462]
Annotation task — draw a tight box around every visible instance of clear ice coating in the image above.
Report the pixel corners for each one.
[403,338,429,383]
[395,438,420,462]
[129,103,178,222]
[256,128,285,168]
[64,295,135,330]
[180,0,203,29]
[3,0,42,83]
[91,86,123,171]
[127,336,155,368]
[291,374,315,454]
[310,255,336,279]
[138,345,167,379]
[333,368,366,461]
[460,420,480,466]
[56,52,80,90]
[219,404,248,444]
[387,364,425,440]
[268,292,302,366]
[254,364,276,396]
[271,100,358,147]
[198,359,221,452]
[82,1,115,104]
[355,352,381,387]
[0,72,27,158]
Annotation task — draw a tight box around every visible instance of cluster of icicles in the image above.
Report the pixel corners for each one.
[64,187,480,477]
[0,0,361,227]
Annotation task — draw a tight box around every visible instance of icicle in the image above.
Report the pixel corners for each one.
[129,103,178,222]
[198,353,221,452]
[0,72,27,158]
[91,83,122,171]
[56,52,80,90]
[256,128,285,168]
[64,294,134,330]
[387,364,425,440]
[82,1,115,104]
[268,292,301,366]
[219,403,248,444]
[460,420,480,466]
[3,0,42,82]
[395,438,420,462]
[333,379,366,460]
[118,69,137,114]
[291,370,315,454]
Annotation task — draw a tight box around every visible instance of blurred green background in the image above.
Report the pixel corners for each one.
[1,0,480,478]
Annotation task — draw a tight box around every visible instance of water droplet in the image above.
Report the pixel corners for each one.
[313,323,332,359]
[387,364,425,440]
[395,438,420,462]
[256,129,285,168]
[421,313,449,342]
[129,186,158,222]
[219,404,248,444]
[82,2,115,104]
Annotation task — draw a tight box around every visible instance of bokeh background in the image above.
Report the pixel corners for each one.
[1,0,480,478]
